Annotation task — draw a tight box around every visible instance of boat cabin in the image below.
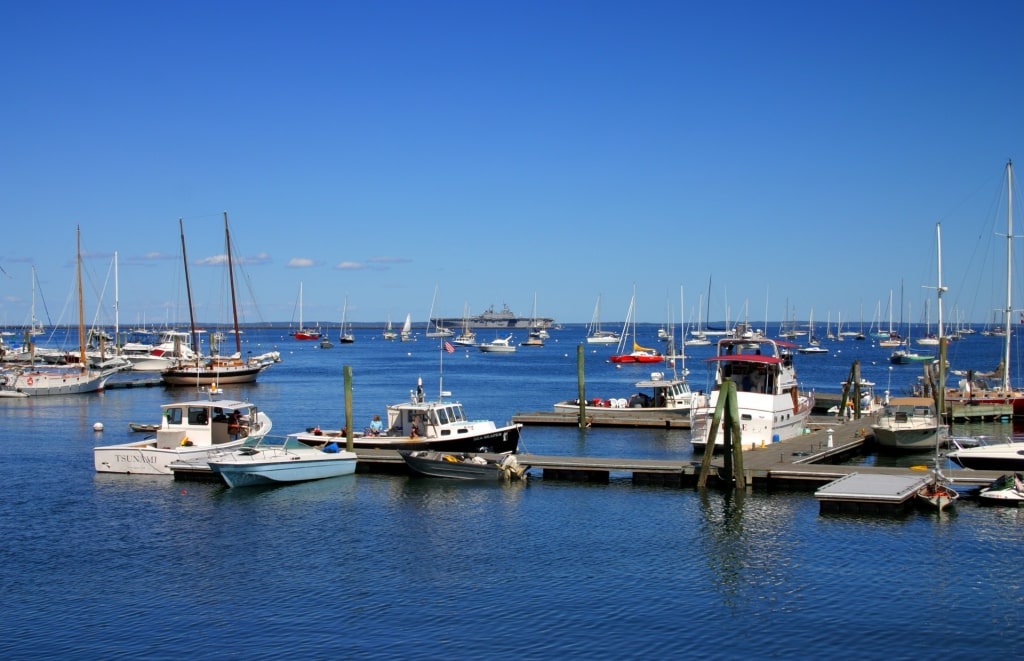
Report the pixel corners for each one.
[385,401,469,438]
[154,399,256,449]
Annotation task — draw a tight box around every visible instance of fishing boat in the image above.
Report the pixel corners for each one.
[399,450,528,481]
[207,434,357,488]
[291,282,321,340]
[294,348,521,453]
[94,391,272,474]
[690,336,814,453]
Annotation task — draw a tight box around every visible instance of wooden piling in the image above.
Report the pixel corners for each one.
[344,365,354,452]
[577,344,586,429]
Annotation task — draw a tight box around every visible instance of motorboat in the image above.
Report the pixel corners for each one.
[94,391,272,474]
[871,397,947,452]
[292,378,521,454]
[207,434,357,488]
[977,472,1024,505]
[690,336,814,453]
[947,435,1024,471]
[553,371,703,420]
[478,334,516,353]
[399,450,528,481]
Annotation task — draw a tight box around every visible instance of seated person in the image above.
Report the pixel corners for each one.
[369,414,384,436]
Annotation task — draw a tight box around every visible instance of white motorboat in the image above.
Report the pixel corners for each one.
[478,334,516,353]
[948,435,1024,471]
[94,392,272,474]
[871,397,947,452]
[208,435,357,488]
[553,371,703,420]
[690,336,814,453]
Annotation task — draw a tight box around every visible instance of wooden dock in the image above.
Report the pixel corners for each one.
[172,416,1003,514]
[511,409,690,428]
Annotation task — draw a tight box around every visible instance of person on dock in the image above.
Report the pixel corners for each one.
[369,414,383,436]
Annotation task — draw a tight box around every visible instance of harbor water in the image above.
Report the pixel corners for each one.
[2,323,1023,659]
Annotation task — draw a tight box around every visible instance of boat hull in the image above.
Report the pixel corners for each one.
[400,451,528,480]
[210,455,356,487]
[948,443,1024,471]
[94,439,247,475]
[161,364,265,385]
[297,424,521,454]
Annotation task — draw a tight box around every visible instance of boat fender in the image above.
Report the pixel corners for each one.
[26,376,33,386]
[442,454,459,463]
[180,437,192,446]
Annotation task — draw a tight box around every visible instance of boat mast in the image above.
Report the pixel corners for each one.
[179,218,200,364]
[1003,160,1014,391]
[224,211,242,354]
[76,225,86,375]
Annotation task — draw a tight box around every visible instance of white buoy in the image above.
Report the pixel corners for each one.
[826,428,834,449]
[93,422,104,432]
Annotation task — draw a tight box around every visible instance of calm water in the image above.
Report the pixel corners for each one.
[3,324,1024,659]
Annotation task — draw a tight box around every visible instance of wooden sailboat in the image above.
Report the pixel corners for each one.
[161,214,279,386]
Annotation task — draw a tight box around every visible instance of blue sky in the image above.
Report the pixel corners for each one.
[2,1,1023,331]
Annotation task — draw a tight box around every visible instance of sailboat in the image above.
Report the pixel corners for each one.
[798,308,828,354]
[520,293,544,347]
[452,303,476,347]
[28,265,45,336]
[161,214,279,386]
[585,294,620,344]
[685,292,711,346]
[338,295,355,344]
[382,315,398,341]
[2,227,118,396]
[609,289,662,364]
[400,313,415,342]
[425,286,453,338]
[291,282,321,340]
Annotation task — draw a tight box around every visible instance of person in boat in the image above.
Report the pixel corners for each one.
[228,411,242,438]
[369,414,383,436]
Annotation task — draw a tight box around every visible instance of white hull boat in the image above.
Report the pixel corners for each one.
[94,394,272,474]
[208,435,357,488]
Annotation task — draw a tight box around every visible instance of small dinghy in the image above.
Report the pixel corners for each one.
[400,450,528,481]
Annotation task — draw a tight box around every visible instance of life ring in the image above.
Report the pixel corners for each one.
[26,376,34,386]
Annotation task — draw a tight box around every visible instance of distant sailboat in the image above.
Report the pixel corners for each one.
[400,313,415,342]
[382,315,397,341]
[339,295,355,344]
[291,282,321,340]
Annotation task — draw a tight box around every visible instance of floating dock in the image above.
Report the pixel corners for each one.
[814,472,931,514]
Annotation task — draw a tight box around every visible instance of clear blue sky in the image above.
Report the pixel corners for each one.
[3,1,1023,331]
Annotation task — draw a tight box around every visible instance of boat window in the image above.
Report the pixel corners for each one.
[437,408,450,425]
[895,412,909,422]
[188,407,209,425]
[164,407,183,425]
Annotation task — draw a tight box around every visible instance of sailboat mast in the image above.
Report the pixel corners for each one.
[179,218,200,363]
[76,226,86,375]
[1003,160,1014,391]
[114,250,119,347]
[224,211,242,354]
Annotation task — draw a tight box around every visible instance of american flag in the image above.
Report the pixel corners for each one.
[444,341,455,354]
